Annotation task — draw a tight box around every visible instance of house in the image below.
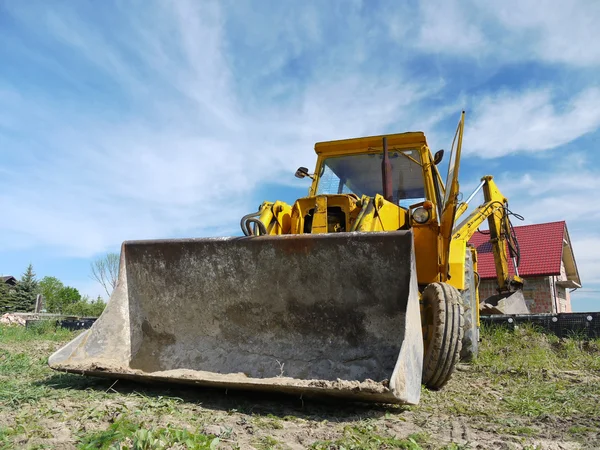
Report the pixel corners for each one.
[1,276,17,287]
[468,221,581,314]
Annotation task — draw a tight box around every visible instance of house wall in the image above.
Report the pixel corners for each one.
[479,275,572,314]
[558,261,572,312]
[555,285,571,313]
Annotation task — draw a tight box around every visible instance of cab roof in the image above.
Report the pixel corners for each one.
[314,131,428,156]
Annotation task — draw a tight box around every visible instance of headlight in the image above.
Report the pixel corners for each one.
[412,206,430,224]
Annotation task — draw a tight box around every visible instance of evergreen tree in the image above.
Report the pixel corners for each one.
[12,264,39,312]
[0,281,15,313]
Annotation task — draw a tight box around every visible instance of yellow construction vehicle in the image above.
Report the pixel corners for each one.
[49,112,526,405]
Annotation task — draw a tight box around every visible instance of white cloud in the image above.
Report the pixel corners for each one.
[489,167,600,225]
[406,0,600,67]
[464,88,600,157]
[415,0,486,54]
[486,0,600,67]
[0,1,452,259]
[570,237,600,285]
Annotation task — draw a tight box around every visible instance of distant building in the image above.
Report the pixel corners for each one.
[1,276,17,287]
[469,221,581,313]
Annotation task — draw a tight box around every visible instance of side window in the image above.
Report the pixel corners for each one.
[316,164,355,195]
[398,196,426,209]
[395,157,426,208]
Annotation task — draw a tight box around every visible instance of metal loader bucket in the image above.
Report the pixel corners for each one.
[49,231,423,404]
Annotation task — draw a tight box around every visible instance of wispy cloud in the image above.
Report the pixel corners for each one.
[486,0,600,67]
[406,0,600,67]
[570,237,600,285]
[0,0,449,258]
[414,0,487,54]
[465,88,600,157]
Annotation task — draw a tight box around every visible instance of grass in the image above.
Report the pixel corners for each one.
[78,418,219,449]
[470,324,600,419]
[1,322,599,449]
[252,413,285,430]
[254,435,283,449]
[0,320,72,343]
[475,323,600,373]
[310,425,426,449]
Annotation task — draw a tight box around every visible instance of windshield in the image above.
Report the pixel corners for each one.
[316,150,426,208]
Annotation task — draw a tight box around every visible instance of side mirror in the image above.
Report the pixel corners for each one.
[295,167,312,179]
[433,149,444,165]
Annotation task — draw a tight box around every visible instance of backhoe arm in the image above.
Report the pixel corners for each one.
[452,176,523,294]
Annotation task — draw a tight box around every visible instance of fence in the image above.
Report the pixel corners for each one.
[6,312,100,331]
[480,312,600,339]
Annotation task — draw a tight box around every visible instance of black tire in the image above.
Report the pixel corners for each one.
[460,248,479,362]
[421,282,464,390]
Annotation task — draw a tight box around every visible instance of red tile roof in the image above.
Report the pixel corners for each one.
[468,221,565,280]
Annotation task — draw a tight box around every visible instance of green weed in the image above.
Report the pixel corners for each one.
[252,413,284,430]
[310,424,425,449]
[255,435,283,450]
[438,444,469,450]
[476,324,600,374]
[78,418,218,449]
[0,427,16,449]
[469,324,600,420]
[568,425,595,435]
[0,322,74,343]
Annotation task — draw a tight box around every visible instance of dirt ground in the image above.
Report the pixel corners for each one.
[1,327,599,449]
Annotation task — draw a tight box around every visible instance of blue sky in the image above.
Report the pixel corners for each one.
[1,0,599,311]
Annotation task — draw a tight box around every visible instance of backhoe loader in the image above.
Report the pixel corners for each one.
[49,112,527,405]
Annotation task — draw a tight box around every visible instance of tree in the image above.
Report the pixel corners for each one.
[0,281,15,313]
[52,286,81,314]
[12,264,38,312]
[37,276,65,313]
[90,253,119,297]
[87,296,107,317]
[64,295,106,317]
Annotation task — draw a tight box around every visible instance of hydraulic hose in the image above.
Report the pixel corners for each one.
[351,198,371,231]
[244,218,267,236]
[240,211,262,236]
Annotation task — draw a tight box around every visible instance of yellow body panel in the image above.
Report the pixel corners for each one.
[470,246,480,327]
[314,132,428,156]
[289,195,360,234]
[312,196,329,234]
[259,201,292,235]
[448,239,467,290]
[273,201,292,234]
[354,195,409,232]
[413,224,440,285]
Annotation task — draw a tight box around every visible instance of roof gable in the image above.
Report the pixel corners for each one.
[468,221,573,280]
[1,276,17,286]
